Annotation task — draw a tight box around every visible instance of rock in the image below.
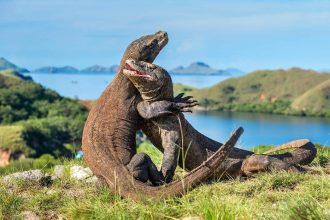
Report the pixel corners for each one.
[181,217,201,220]
[4,170,44,182]
[70,165,93,180]
[85,175,99,184]
[20,211,40,220]
[53,165,65,178]
[44,210,65,220]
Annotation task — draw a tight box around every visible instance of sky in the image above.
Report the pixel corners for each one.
[1,0,330,72]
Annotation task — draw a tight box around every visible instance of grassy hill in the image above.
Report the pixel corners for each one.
[292,79,330,114]
[175,68,330,117]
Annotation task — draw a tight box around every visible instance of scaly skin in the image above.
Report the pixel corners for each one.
[81,31,243,201]
[123,59,198,183]
[125,60,317,179]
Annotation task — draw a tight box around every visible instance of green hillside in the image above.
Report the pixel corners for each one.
[0,69,32,81]
[0,70,88,157]
[175,68,330,117]
[292,79,330,114]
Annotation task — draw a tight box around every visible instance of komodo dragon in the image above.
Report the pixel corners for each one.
[123,59,317,179]
[81,31,244,201]
[123,59,198,183]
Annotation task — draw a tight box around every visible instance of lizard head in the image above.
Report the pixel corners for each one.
[123,59,173,101]
[122,31,168,64]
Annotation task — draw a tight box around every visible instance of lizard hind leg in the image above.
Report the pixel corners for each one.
[127,152,165,186]
[241,154,299,177]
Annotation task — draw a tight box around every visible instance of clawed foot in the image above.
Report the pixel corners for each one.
[172,93,199,113]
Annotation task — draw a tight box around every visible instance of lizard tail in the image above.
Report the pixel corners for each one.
[263,139,317,165]
[263,139,310,154]
[85,127,243,201]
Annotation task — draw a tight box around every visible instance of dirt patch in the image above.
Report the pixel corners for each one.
[0,149,11,167]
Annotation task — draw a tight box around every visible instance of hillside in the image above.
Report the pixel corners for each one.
[291,79,330,113]
[0,69,32,81]
[0,70,88,158]
[177,68,330,117]
[0,58,29,73]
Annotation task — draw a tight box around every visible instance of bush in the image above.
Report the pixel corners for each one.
[20,116,85,158]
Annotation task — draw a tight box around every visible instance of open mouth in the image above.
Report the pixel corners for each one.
[124,63,151,78]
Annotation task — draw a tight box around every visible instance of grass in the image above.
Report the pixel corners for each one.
[0,142,329,219]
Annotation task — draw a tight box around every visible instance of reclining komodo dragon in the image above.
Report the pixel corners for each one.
[82,31,244,201]
[123,58,317,179]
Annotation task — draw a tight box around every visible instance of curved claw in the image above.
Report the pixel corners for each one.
[174,94,198,105]
[180,108,193,113]
[176,102,198,108]
[181,96,193,101]
[173,93,185,102]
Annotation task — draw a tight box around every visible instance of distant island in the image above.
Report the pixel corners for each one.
[34,66,79,73]
[34,62,242,75]
[80,64,119,73]
[170,62,243,75]
[0,57,243,75]
[0,58,119,74]
[35,64,119,74]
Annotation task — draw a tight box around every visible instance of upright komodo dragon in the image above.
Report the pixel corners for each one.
[123,59,198,183]
[82,31,244,201]
[123,59,317,179]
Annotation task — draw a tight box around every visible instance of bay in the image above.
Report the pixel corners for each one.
[24,72,330,148]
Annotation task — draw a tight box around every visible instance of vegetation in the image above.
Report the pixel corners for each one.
[0,70,88,158]
[0,125,28,154]
[0,142,329,219]
[175,68,330,117]
[0,154,61,176]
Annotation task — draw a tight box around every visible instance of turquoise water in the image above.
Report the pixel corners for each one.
[25,72,330,148]
[185,111,330,149]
